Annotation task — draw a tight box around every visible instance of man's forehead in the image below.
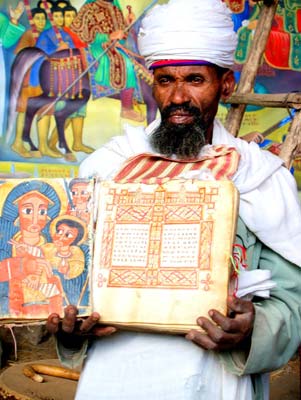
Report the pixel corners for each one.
[33,12,46,17]
[14,191,52,206]
[72,182,88,189]
[153,64,216,76]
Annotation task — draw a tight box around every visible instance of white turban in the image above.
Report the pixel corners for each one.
[138,0,238,69]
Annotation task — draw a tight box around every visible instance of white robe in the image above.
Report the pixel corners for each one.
[80,118,301,267]
[75,331,253,400]
[76,118,301,399]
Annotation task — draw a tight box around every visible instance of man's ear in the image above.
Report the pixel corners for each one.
[220,70,235,101]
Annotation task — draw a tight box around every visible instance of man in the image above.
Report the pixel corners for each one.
[30,5,75,158]
[11,7,47,158]
[71,0,145,122]
[47,4,94,159]
[66,178,92,224]
[47,1,301,399]
[0,2,25,138]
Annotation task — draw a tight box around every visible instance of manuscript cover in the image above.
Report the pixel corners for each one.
[92,179,239,333]
[0,178,94,321]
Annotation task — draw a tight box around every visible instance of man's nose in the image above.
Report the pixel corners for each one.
[169,82,190,104]
[32,210,39,224]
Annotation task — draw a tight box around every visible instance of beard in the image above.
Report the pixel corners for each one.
[150,104,210,160]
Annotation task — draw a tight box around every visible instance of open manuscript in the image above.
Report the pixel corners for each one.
[0,178,238,333]
[93,178,239,333]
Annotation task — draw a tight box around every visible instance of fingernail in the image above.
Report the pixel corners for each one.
[108,327,117,334]
[185,333,193,340]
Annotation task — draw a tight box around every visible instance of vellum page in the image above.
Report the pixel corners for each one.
[93,179,239,333]
[0,178,94,321]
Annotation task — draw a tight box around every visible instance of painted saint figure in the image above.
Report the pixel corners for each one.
[67,178,92,224]
[42,214,89,307]
[43,215,86,280]
[0,184,63,317]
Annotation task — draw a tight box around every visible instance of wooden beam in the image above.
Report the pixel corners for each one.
[224,0,279,136]
[225,92,301,109]
[279,111,301,169]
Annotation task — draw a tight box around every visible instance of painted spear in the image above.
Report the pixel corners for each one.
[37,0,159,121]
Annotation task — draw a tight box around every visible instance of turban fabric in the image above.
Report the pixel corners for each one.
[138,0,238,70]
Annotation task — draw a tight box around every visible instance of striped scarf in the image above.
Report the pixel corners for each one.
[114,145,240,184]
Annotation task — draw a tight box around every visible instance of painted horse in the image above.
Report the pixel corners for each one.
[8,44,157,159]
[8,47,91,158]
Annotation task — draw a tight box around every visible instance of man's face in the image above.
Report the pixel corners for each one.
[152,65,225,127]
[52,11,64,27]
[53,223,78,247]
[18,194,49,234]
[33,13,46,32]
[151,65,233,158]
[64,10,76,27]
[71,183,90,209]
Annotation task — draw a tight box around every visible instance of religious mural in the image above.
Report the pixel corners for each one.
[0,177,94,319]
[221,0,301,186]
[0,0,300,187]
[0,0,158,178]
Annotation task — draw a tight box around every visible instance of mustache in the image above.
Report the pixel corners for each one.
[161,103,202,120]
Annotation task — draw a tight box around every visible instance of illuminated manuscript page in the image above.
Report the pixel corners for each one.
[0,178,94,321]
[92,179,239,333]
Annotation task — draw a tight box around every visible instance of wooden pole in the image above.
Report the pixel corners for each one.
[225,92,301,110]
[279,110,301,169]
[224,0,279,136]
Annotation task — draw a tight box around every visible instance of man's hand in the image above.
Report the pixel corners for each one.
[241,131,264,144]
[9,1,25,24]
[125,5,136,25]
[47,305,117,349]
[57,42,69,51]
[23,257,52,278]
[109,30,126,41]
[186,296,255,352]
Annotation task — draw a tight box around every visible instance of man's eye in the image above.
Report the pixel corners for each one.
[188,76,205,84]
[22,208,33,215]
[39,209,48,215]
[157,77,171,85]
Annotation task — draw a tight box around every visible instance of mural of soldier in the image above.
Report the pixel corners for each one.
[0,2,25,138]
[47,4,95,161]
[71,0,146,122]
[11,7,47,159]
